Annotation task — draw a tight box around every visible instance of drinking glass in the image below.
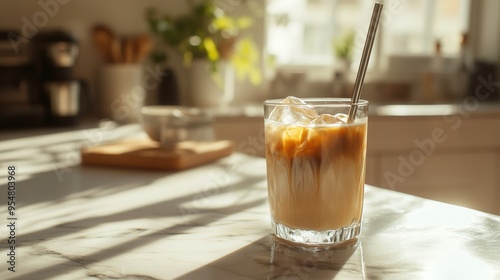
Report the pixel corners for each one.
[264,97,368,245]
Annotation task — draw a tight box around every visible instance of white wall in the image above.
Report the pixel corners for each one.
[0,0,267,107]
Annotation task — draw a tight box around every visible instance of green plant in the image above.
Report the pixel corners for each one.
[146,0,261,85]
[333,30,356,60]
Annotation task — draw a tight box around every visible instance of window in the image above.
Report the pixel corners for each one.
[266,0,470,72]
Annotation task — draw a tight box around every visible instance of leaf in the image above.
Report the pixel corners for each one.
[183,51,193,67]
[333,30,356,59]
[249,68,262,85]
[212,16,235,31]
[236,17,253,29]
[203,37,219,61]
[230,37,262,85]
[150,51,168,64]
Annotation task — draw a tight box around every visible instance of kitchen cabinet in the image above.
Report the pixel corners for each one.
[378,152,498,213]
[367,111,500,215]
[214,104,500,215]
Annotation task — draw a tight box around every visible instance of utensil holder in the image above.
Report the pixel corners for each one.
[97,64,144,123]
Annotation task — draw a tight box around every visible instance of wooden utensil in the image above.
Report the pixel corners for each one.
[133,35,153,63]
[110,37,122,63]
[92,24,114,63]
[123,37,134,64]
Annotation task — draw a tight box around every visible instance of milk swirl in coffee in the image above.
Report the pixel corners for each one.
[265,97,367,240]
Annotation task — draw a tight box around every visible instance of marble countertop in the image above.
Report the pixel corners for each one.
[0,125,499,279]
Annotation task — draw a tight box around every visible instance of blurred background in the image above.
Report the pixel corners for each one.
[0,0,498,112]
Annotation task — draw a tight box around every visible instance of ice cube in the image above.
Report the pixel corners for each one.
[268,96,318,124]
[333,113,349,124]
[309,113,348,126]
[309,114,338,125]
[282,96,307,105]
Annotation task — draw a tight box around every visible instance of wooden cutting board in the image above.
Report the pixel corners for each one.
[81,138,234,171]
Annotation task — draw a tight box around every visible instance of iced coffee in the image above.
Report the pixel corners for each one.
[264,97,368,245]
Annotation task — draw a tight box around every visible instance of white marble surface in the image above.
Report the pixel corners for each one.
[0,125,499,279]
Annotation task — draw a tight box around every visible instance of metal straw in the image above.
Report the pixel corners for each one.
[348,2,384,123]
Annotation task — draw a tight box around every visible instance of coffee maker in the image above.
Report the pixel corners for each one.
[33,30,87,126]
[0,30,44,129]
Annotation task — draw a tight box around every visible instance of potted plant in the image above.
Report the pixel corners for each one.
[333,30,356,74]
[146,0,262,107]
